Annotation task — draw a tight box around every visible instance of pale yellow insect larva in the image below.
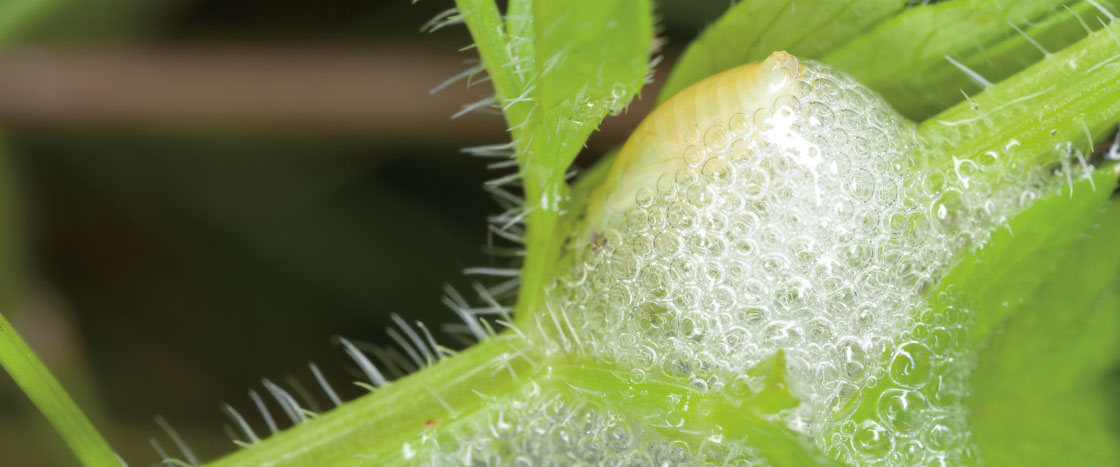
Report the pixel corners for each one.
[577,51,805,243]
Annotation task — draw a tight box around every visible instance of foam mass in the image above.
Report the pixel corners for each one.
[418,52,1068,465]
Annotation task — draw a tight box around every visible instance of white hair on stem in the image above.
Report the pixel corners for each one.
[384,327,426,369]
[222,403,260,444]
[155,416,198,465]
[1010,22,1051,56]
[391,313,435,365]
[248,389,278,435]
[338,338,388,387]
[283,374,321,413]
[308,363,342,408]
[262,379,306,424]
[943,55,991,88]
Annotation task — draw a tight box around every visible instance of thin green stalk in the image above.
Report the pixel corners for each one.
[0,312,117,466]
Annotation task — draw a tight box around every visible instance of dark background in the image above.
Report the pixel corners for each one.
[0,0,725,464]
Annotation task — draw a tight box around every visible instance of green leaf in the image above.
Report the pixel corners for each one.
[558,356,840,466]
[504,0,534,88]
[823,0,1120,120]
[453,0,524,122]
[970,198,1120,465]
[457,0,652,191]
[929,169,1119,345]
[658,0,905,103]
[713,411,843,467]
[525,0,651,183]
[830,170,1118,456]
[708,353,843,467]
[514,0,652,326]
[739,351,800,416]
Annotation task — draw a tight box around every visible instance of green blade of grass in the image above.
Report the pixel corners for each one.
[0,315,117,466]
[0,137,114,467]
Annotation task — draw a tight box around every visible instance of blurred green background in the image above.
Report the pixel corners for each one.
[0,0,725,464]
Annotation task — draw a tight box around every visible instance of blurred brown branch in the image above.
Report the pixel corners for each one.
[0,44,662,146]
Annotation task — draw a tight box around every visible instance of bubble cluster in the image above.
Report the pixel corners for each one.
[414,53,1081,465]
[822,299,981,465]
[538,55,1062,463]
[413,383,727,466]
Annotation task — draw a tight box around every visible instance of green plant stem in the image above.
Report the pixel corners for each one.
[454,0,558,329]
[918,17,1120,189]
[208,333,537,466]
[511,170,566,329]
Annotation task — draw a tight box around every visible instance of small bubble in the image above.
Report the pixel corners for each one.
[741,167,771,200]
[683,126,701,145]
[930,189,965,231]
[877,389,930,433]
[656,173,676,199]
[635,187,654,207]
[924,420,956,451]
[702,158,733,185]
[729,138,755,162]
[704,126,732,152]
[683,145,706,167]
[753,107,774,131]
[978,150,999,168]
[675,167,700,187]
[808,101,834,127]
[814,76,843,100]
[889,341,934,387]
[685,184,710,207]
[729,113,752,135]
[772,94,801,120]
[852,421,894,460]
